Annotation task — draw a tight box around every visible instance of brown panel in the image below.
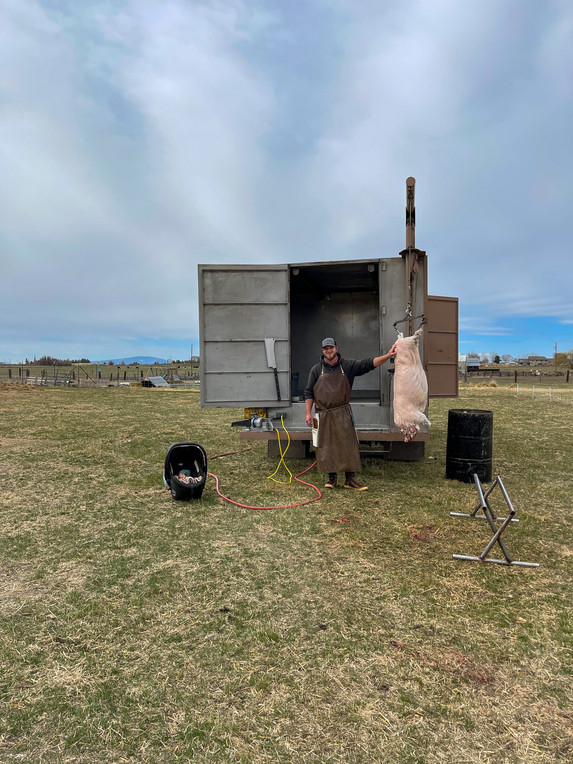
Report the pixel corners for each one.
[426,295,458,398]
[426,294,458,331]
[427,332,457,362]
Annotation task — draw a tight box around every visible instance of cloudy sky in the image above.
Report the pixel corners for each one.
[2,0,572,362]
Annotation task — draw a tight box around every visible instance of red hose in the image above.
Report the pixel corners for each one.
[207,461,322,510]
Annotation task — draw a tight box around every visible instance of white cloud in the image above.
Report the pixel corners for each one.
[106,1,278,260]
[0,2,118,250]
[0,0,280,355]
[0,0,572,360]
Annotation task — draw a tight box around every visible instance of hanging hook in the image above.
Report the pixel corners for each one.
[393,313,426,333]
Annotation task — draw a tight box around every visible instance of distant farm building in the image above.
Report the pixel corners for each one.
[517,356,553,367]
[466,357,481,372]
[142,376,170,387]
[527,355,553,366]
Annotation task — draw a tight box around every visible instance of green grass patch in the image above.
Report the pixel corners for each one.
[0,382,571,762]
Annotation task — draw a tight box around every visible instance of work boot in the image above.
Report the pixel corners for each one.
[324,473,337,489]
[344,472,368,491]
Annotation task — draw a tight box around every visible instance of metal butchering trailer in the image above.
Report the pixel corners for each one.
[198,178,459,461]
[451,474,539,567]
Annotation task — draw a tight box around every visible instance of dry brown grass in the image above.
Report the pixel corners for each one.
[0,382,571,762]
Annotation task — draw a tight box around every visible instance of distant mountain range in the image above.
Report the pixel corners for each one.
[96,356,168,365]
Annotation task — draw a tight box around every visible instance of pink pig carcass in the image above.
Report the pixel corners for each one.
[393,327,430,442]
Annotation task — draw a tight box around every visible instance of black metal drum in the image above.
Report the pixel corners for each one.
[446,409,493,483]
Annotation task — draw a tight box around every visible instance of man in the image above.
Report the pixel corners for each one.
[304,337,396,490]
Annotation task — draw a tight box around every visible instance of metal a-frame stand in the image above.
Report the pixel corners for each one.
[451,474,539,567]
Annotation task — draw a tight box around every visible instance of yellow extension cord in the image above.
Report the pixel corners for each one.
[267,415,293,485]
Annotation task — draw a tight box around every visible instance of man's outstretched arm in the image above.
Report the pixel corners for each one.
[373,345,397,368]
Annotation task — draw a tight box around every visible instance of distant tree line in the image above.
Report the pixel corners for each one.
[555,351,573,368]
[3,357,199,367]
[466,353,515,364]
[21,356,91,366]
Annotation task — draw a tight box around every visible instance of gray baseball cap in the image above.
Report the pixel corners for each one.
[322,337,336,347]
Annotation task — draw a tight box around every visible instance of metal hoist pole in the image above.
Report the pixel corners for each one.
[405,177,418,337]
[406,176,416,250]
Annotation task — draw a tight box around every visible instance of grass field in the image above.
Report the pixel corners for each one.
[0,362,569,387]
[0,363,199,386]
[0,383,571,762]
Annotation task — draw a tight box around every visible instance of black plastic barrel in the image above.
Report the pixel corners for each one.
[446,409,493,483]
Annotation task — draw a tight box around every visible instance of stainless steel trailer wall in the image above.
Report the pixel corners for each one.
[199,264,290,407]
[199,255,457,457]
[288,258,422,405]
[200,258,426,408]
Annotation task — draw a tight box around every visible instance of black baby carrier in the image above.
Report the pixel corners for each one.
[163,442,207,500]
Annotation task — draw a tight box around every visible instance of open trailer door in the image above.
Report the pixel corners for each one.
[199,264,289,407]
[426,295,458,397]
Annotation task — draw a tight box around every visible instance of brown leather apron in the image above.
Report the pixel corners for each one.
[313,364,361,473]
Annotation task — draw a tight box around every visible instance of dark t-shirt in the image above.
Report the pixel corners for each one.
[304,354,375,400]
